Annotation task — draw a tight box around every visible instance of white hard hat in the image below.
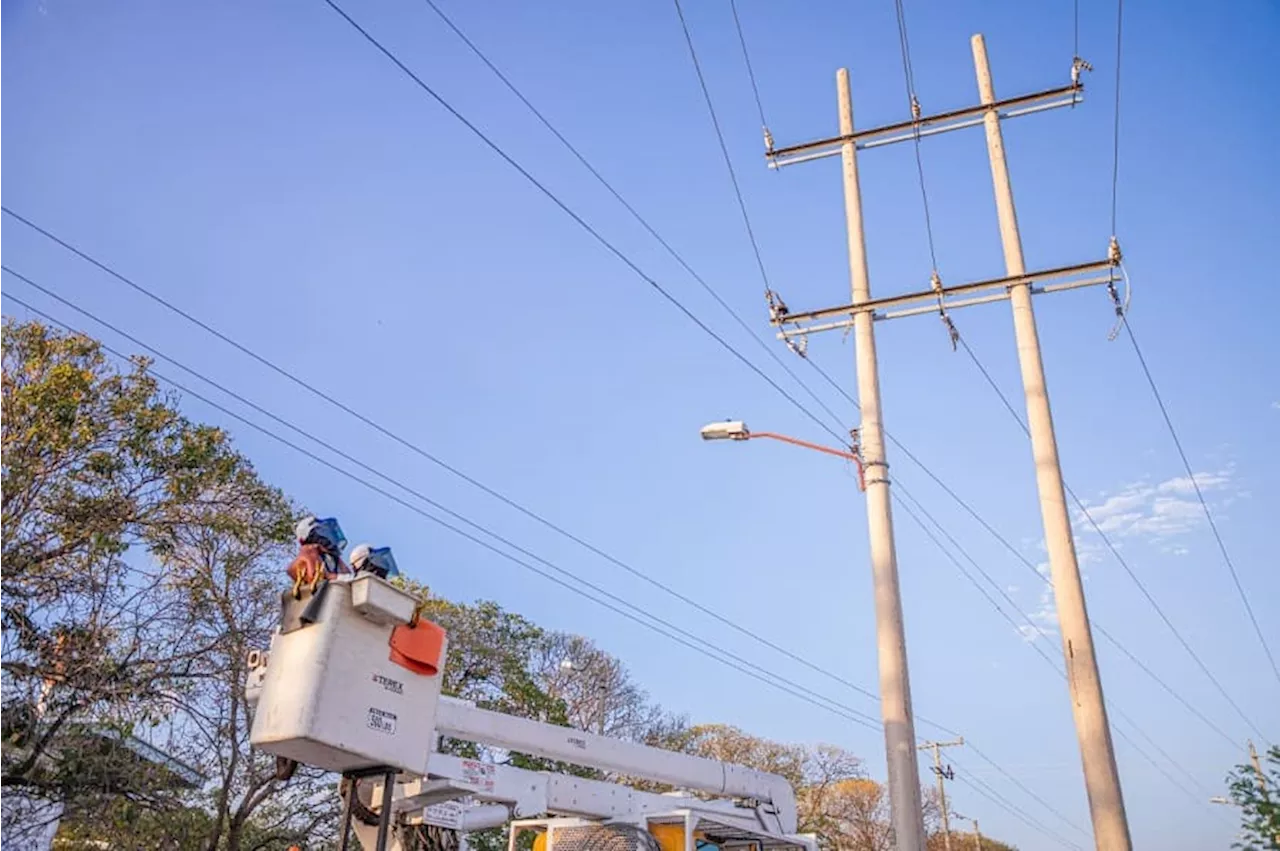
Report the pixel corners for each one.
[295,515,318,543]
[349,543,373,570]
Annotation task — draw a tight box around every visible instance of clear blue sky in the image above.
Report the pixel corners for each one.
[3,0,1277,847]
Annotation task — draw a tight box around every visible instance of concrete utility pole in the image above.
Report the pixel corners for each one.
[836,66,927,851]
[1248,740,1268,792]
[762,33,1131,851]
[919,738,964,851]
[954,813,984,851]
[971,34,1131,851]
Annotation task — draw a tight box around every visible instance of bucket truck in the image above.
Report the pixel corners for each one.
[246,563,815,851]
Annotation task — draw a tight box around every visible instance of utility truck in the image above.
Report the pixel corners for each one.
[247,526,816,851]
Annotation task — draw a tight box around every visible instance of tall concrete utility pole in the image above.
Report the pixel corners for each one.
[971,34,1131,850]
[761,31,1130,851]
[834,66,927,851]
[919,738,964,851]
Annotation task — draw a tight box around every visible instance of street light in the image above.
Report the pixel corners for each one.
[699,420,865,490]
[700,416,925,844]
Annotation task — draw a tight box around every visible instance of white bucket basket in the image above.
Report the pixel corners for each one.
[250,576,446,775]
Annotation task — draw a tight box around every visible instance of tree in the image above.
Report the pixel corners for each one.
[793,748,870,850]
[150,448,337,851]
[1227,745,1280,851]
[536,632,667,742]
[819,779,893,851]
[670,725,871,845]
[678,724,808,787]
[1,320,290,843]
[2,319,334,849]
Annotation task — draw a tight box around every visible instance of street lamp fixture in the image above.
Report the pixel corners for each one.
[698,420,865,490]
[699,420,750,441]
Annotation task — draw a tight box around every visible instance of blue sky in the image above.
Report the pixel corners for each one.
[3,0,1277,847]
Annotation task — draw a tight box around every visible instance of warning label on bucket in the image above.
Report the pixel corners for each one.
[367,707,398,735]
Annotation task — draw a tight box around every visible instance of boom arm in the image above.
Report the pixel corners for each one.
[247,574,811,851]
[435,697,798,827]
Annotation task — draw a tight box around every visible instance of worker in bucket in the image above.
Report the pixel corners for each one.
[349,544,400,580]
[287,515,350,598]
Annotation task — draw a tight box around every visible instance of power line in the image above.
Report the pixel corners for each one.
[670,0,876,447]
[954,334,1269,740]
[1090,0,1280,721]
[670,0,774,323]
[4,288,1087,848]
[891,0,941,273]
[321,0,852,447]
[728,0,768,132]
[1073,0,1081,62]
[951,768,1084,851]
[1108,706,1214,805]
[961,743,1091,843]
[894,490,1063,674]
[414,0,848,435]
[1121,318,1280,687]
[1096,0,1277,704]
[1109,0,1124,234]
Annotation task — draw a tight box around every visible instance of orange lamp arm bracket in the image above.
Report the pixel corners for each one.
[746,431,867,491]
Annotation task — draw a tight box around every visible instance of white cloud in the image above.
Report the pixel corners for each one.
[1271,401,1280,411]
[1017,563,1058,643]
[1018,592,1058,642]
[1156,471,1230,495]
[1073,468,1236,546]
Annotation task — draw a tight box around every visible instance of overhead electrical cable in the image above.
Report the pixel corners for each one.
[416,0,849,433]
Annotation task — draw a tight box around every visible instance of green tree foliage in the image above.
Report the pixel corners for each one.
[3,320,273,838]
[1227,745,1280,850]
[2,320,328,849]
